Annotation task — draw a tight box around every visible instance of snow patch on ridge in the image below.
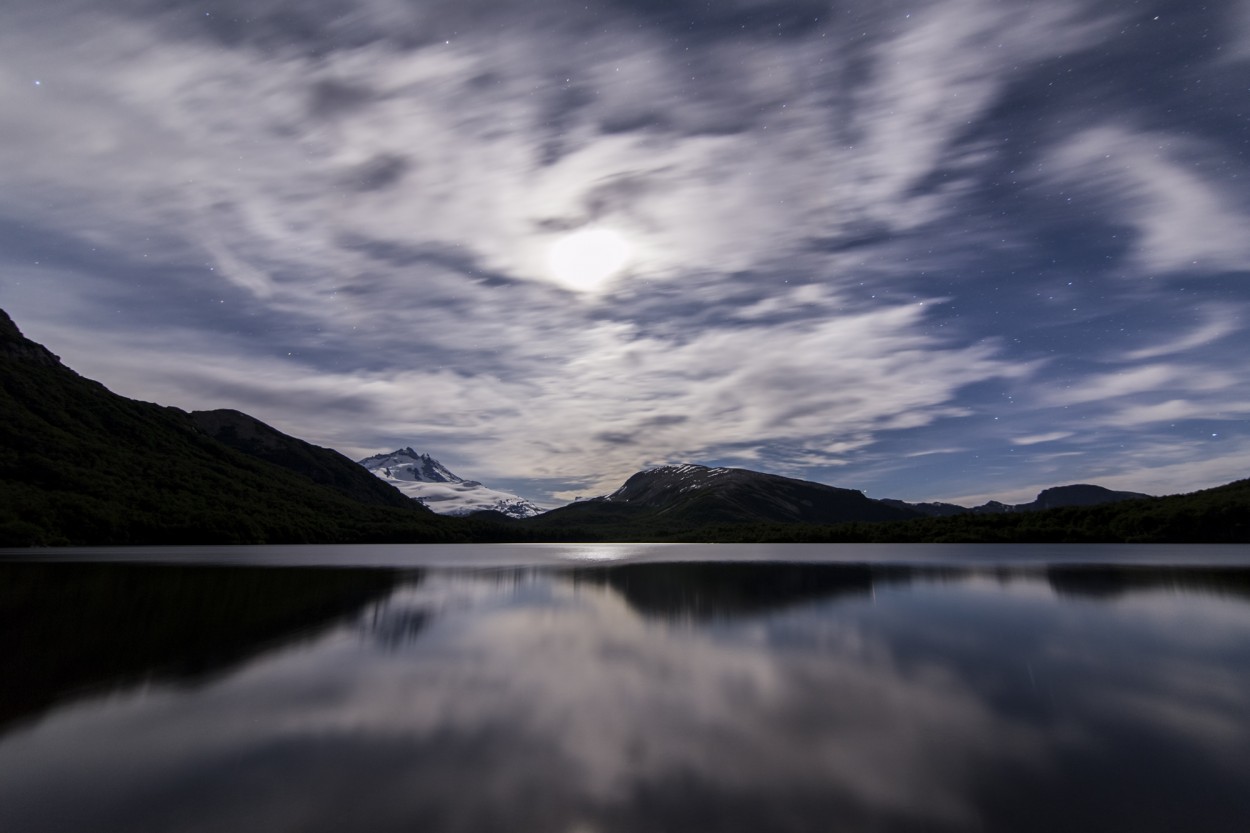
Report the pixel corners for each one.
[607,463,733,501]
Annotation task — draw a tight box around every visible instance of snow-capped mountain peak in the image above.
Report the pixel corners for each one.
[359,447,466,484]
[607,463,732,500]
[357,448,543,519]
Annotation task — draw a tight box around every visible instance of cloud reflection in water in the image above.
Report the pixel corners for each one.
[1,563,1249,832]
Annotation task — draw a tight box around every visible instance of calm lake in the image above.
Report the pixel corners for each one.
[2,543,1249,832]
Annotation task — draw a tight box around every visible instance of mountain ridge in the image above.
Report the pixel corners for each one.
[882,483,1153,516]
[1,306,1245,545]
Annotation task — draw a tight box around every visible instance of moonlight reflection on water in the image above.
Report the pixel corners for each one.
[1,548,1249,833]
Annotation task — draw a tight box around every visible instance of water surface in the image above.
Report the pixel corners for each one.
[2,544,1248,832]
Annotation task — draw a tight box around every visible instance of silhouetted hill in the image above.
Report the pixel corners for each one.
[0,308,454,546]
[1026,484,1152,510]
[524,463,919,537]
[688,477,1250,544]
[884,483,1153,516]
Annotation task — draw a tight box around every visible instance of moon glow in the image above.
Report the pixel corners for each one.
[546,228,631,292]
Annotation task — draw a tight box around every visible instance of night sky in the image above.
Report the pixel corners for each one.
[3,0,1248,507]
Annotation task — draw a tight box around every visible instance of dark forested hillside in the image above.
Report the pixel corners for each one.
[189,409,415,509]
[669,478,1250,544]
[505,476,1249,544]
[0,309,457,546]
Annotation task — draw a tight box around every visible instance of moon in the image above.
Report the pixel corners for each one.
[546,228,632,292]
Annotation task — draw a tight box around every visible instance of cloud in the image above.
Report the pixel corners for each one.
[1224,1,1250,62]
[942,435,1250,506]
[1122,305,1242,361]
[1012,431,1073,446]
[340,153,411,192]
[38,288,1021,496]
[837,0,1112,233]
[0,0,1121,300]
[1043,363,1235,408]
[1047,126,1250,275]
[1107,399,1250,429]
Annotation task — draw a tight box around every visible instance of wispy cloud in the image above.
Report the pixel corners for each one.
[944,435,1250,507]
[45,294,1023,496]
[1012,432,1073,446]
[1043,363,1236,408]
[1047,126,1250,275]
[1121,306,1242,362]
[1106,399,1250,429]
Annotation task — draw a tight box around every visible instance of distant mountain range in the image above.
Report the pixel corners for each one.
[358,448,542,519]
[517,464,1247,543]
[520,464,1154,532]
[1,306,1246,545]
[880,483,1153,517]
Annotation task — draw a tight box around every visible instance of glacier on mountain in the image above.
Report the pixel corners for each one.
[357,448,543,519]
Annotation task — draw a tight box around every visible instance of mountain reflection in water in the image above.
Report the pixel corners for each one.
[1,555,1249,833]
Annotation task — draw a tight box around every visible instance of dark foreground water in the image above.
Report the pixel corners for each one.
[2,544,1249,833]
